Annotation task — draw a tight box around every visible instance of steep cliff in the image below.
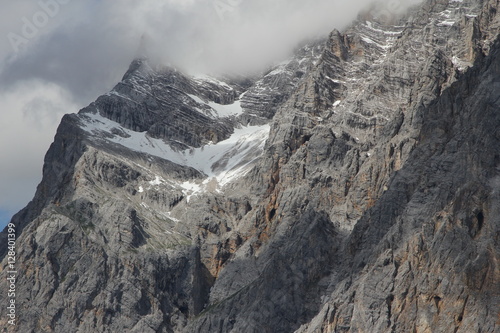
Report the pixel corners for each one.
[1,0,499,332]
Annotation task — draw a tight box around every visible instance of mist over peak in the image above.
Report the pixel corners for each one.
[0,0,422,219]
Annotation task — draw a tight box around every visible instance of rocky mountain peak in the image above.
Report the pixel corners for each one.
[1,0,499,332]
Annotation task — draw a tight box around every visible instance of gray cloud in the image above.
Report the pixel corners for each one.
[2,0,389,98]
[0,81,77,219]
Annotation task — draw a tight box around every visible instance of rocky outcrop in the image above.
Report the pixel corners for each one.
[239,40,325,123]
[296,33,500,333]
[1,0,499,332]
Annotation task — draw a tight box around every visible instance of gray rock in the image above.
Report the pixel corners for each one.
[1,0,499,332]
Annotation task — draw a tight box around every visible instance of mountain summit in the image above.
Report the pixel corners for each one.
[1,0,499,332]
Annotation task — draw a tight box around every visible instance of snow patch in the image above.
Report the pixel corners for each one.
[267,66,288,76]
[81,112,270,191]
[437,19,455,27]
[179,181,203,202]
[192,75,233,90]
[188,94,243,118]
[361,36,391,50]
[149,176,164,186]
[208,100,243,117]
[452,56,469,71]
[365,21,403,35]
[106,91,139,104]
[326,76,344,84]
[188,94,205,105]
[82,113,187,166]
[437,11,456,26]
[164,212,180,223]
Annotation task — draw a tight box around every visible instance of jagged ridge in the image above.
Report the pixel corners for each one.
[1,0,499,332]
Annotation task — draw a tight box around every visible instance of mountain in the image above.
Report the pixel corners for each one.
[1,0,499,332]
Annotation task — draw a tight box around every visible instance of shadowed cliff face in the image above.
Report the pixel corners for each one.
[1,0,499,332]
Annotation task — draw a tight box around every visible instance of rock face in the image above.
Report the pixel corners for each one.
[1,0,499,332]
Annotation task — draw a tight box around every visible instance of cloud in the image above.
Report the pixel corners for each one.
[0,80,77,217]
[0,0,423,219]
[114,0,381,74]
[1,0,389,98]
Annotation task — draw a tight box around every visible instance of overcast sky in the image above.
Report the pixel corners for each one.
[0,0,422,229]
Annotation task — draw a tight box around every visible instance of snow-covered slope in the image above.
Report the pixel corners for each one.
[81,111,269,192]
